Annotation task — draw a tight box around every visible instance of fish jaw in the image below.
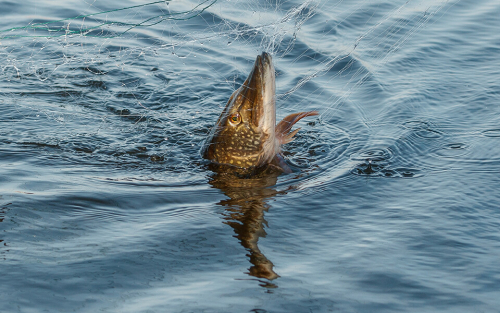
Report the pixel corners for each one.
[253,52,278,166]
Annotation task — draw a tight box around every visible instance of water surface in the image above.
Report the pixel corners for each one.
[1,0,500,312]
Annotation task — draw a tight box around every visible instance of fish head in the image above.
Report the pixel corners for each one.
[203,52,278,169]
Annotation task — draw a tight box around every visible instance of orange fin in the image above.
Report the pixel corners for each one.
[276,111,318,145]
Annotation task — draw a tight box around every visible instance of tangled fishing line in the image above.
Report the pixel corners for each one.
[0,0,455,173]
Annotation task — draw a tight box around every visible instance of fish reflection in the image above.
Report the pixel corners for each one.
[0,203,11,260]
[209,166,284,285]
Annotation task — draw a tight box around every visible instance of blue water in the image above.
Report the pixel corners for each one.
[1,0,500,312]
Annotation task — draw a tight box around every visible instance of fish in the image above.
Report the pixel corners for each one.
[202,52,318,175]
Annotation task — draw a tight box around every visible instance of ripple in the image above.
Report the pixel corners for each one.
[402,120,443,139]
[432,143,470,159]
[401,120,431,130]
[349,147,391,176]
[352,163,422,178]
[277,123,352,190]
[391,167,423,178]
[351,159,386,176]
[414,129,443,139]
[482,129,500,138]
[350,147,393,162]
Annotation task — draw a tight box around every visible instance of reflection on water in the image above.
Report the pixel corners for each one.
[208,165,284,287]
[0,203,9,260]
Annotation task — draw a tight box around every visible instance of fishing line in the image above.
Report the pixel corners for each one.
[0,0,455,174]
[278,0,454,121]
[0,0,218,39]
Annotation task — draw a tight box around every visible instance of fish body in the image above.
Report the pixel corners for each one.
[203,52,318,174]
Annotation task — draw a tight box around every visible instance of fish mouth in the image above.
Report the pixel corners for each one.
[240,52,276,134]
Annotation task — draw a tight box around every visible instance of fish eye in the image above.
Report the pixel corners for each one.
[229,113,241,125]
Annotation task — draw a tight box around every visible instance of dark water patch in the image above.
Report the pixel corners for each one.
[147,92,191,107]
[118,76,145,88]
[19,89,83,99]
[351,162,422,178]
[77,66,107,75]
[34,67,51,81]
[114,91,147,100]
[18,141,61,150]
[281,39,329,65]
[352,159,386,176]
[338,6,388,32]
[107,106,131,116]
[149,154,164,162]
[330,54,365,78]
[105,106,149,123]
[198,14,269,50]
[0,1,19,17]
[73,79,107,90]
[153,72,171,84]
[68,142,98,154]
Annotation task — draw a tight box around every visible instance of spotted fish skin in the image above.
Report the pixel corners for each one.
[203,52,318,174]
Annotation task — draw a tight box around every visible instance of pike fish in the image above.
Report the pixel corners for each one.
[203,52,318,175]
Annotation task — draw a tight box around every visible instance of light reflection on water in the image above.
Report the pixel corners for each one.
[1,0,500,312]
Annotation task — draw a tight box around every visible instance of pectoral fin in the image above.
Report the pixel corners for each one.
[276,111,319,144]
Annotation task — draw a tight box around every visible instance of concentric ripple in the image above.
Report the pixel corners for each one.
[402,120,443,139]
[432,143,470,159]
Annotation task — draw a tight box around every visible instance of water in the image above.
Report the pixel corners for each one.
[1,0,500,312]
